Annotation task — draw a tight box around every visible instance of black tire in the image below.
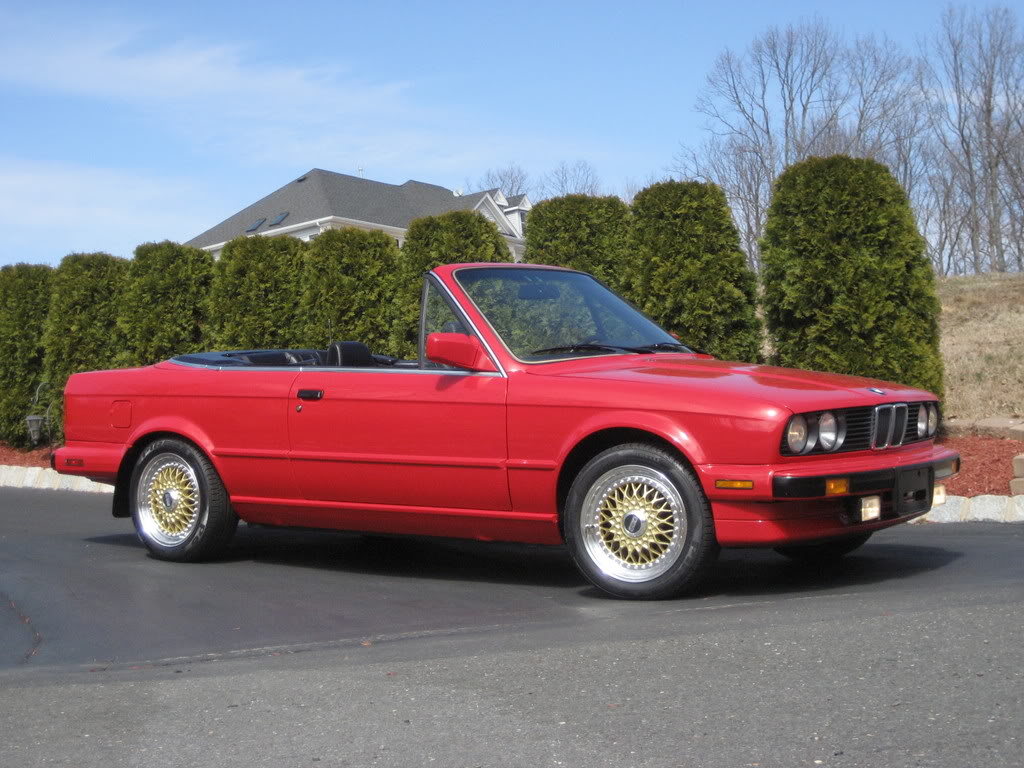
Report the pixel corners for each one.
[563,443,718,600]
[774,532,872,563]
[129,438,237,562]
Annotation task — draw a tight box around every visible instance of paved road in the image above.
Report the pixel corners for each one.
[1,488,1022,767]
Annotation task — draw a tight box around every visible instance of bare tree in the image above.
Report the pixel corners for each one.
[474,162,532,198]
[619,173,670,205]
[676,9,1024,274]
[537,160,601,199]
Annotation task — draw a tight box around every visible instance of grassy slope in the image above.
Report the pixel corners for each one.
[936,272,1024,420]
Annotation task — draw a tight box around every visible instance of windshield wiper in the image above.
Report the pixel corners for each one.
[529,343,644,356]
[629,341,694,353]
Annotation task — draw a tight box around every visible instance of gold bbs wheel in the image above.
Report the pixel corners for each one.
[136,453,201,547]
[579,465,685,582]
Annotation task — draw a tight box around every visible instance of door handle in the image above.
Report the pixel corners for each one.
[297,389,324,401]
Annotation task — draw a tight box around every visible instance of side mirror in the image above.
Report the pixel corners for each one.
[425,333,498,372]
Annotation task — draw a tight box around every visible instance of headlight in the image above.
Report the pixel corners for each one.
[917,405,929,438]
[786,415,808,454]
[818,411,839,451]
[927,403,939,436]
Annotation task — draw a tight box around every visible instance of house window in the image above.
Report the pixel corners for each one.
[245,218,266,233]
[269,212,289,227]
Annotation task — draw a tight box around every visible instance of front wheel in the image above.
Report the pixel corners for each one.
[129,438,237,562]
[564,443,718,600]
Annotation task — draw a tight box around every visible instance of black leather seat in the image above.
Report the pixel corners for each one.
[326,341,376,368]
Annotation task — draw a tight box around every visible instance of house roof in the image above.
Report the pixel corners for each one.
[186,168,511,248]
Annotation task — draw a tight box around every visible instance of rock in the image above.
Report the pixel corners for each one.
[968,494,1011,521]
[973,417,1024,439]
[1013,455,1024,478]
[1011,478,1024,496]
[1008,496,1024,523]
[924,495,967,523]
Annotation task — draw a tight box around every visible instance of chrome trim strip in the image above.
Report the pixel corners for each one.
[167,359,502,376]
[891,403,908,447]
[871,404,891,449]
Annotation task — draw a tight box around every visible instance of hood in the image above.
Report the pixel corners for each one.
[538,356,934,413]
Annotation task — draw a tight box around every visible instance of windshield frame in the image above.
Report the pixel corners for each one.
[450,265,690,365]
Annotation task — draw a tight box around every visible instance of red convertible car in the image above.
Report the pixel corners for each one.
[55,263,959,599]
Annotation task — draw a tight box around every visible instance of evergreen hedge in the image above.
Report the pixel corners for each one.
[761,156,944,395]
[42,253,129,439]
[0,264,53,447]
[206,235,306,350]
[524,194,631,292]
[630,181,762,362]
[117,241,214,367]
[389,211,509,357]
[300,228,401,351]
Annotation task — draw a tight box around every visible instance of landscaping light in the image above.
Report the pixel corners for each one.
[25,414,45,445]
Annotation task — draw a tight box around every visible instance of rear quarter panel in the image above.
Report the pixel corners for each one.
[62,363,298,499]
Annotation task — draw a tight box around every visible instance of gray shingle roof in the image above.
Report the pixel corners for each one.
[186,169,496,248]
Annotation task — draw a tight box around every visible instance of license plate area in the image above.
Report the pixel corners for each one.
[896,466,933,516]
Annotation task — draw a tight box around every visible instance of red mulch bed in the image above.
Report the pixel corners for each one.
[938,435,1024,497]
[1,436,1020,497]
[0,443,52,468]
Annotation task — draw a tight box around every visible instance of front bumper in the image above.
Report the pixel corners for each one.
[697,443,960,547]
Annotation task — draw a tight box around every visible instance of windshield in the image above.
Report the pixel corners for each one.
[454,267,690,361]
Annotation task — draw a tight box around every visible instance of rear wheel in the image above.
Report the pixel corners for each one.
[564,443,718,600]
[774,532,872,563]
[130,438,237,562]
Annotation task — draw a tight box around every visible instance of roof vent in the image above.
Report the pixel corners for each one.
[296,176,307,183]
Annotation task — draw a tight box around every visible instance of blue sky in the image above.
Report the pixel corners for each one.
[0,0,977,265]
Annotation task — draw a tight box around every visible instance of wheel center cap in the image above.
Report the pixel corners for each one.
[162,489,180,511]
[622,510,647,538]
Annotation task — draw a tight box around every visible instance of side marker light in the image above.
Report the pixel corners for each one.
[715,480,754,490]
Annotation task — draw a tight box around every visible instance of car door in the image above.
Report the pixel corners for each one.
[287,277,510,511]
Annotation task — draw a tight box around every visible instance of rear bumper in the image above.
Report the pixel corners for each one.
[699,444,960,547]
[52,441,125,484]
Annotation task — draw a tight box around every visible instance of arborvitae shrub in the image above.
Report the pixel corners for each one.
[300,228,401,351]
[206,235,305,350]
[0,264,53,447]
[524,195,631,292]
[42,252,128,439]
[761,155,944,395]
[117,241,214,366]
[630,180,762,362]
[389,211,509,358]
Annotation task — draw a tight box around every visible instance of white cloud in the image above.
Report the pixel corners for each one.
[0,18,523,180]
[0,158,217,264]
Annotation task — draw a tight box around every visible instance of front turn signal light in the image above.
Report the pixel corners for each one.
[825,477,849,496]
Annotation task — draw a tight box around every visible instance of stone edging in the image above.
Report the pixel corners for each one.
[0,465,113,494]
[0,464,1021,522]
[943,416,1024,440]
[913,494,1024,523]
